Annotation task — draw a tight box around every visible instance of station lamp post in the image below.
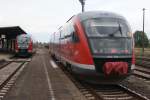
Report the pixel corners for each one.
[79,0,86,12]
[142,8,145,55]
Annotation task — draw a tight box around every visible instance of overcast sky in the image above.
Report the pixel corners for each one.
[0,0,150,42]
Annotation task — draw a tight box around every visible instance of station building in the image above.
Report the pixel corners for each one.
[0,26,26,52]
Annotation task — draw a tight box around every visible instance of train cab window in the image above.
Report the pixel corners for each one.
[82,17,132,55]
[83,18,131,38]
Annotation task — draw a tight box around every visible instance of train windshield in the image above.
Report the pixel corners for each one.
[82,18,132,55]
[89,38,132,54]
[17,35,30,47]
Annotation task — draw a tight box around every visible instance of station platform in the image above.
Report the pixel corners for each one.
[3,49,86,100]
[0,53,13,61]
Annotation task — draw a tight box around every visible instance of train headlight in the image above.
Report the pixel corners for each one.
[131,64,135,70]
[127,32,132,37]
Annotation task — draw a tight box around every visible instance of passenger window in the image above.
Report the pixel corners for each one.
[72,32,79,43]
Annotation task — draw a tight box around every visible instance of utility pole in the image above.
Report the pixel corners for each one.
[142,8,145,55]
[79,0,86,12]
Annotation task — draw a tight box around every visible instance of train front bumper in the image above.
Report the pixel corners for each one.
[71,63,132,84]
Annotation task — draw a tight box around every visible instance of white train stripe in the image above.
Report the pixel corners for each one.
[57,55,95,70]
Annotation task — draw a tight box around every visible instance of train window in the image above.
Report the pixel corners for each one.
[54,32,60,44]
[17,35,30,44]
[58,22,79,44]
[64,34,72,38]
[83,18,131,38]
[71,32,79,43]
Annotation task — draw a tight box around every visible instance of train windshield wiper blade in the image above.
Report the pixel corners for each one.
[118,23,122,36]
[108,28,118,37]
[109,23,122,37]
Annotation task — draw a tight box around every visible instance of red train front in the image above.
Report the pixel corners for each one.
[15,34,33,57]
[49,11,135,84]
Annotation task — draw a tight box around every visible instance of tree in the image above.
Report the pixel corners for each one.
[134,31,149,47]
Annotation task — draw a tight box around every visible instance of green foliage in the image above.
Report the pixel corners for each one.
[134,31,149,47]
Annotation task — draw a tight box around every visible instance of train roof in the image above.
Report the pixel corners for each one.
[18,34,30,36]
[17,34,31,38]
[77,11,126,21]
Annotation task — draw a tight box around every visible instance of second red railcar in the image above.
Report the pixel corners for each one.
[15,34,33,57]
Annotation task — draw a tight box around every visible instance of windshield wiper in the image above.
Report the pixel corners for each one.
[109,28,118,37]
[109,23,122,37]
[118,23,122,36]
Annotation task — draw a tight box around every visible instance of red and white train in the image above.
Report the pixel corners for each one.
[15,34,33,57]
[49,11,135,84]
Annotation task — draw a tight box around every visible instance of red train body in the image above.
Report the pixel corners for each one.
[15,34,33,57]
[49,11,135,84]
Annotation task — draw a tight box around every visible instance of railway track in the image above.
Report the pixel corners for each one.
[134,57,150,80]
[54,59,149,100]
[0,62,11,70]
[136,57,150,67]
[136,56,150,61]
[133,66,150,80]
[81,84,149,100]
[0,59,29,99]
[9,57,32,62]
